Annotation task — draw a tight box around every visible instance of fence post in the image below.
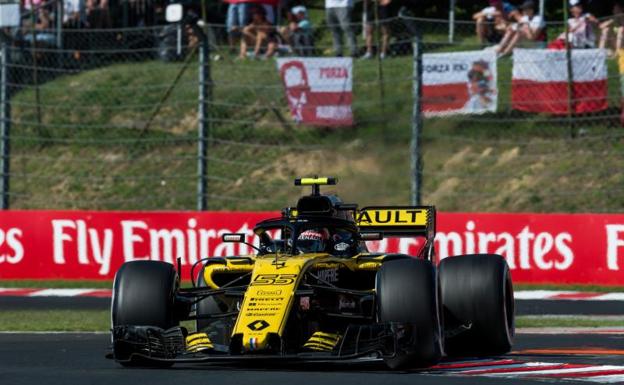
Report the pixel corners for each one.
[448,0,456,43]
[563,0,575,138]
[56,0,63,49]
[197,29,211,211]
[0,42,10,210]
[411,35,423,206]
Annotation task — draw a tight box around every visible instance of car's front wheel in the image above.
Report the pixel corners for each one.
[111,260,179,366]
[376,258,442,369]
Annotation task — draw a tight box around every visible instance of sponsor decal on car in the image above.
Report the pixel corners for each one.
[316,268,339,283]
[247,320,270,331]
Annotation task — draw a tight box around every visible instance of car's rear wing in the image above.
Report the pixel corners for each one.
[356,206,436,259]
[356,206,435,237]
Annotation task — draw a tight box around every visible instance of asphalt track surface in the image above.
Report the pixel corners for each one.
[2,295,622,315]
[2,297,623,384]
[1,332,624,385]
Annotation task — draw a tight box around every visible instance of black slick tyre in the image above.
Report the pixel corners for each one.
[111,260,179,366]
[439,254,515,357]
[376,258,442,369]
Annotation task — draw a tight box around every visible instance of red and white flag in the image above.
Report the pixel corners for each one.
[423,50,498,116]
[276,58,353,126]
[512,48,607,115]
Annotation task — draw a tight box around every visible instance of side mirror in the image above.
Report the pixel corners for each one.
[222,233,245,243]
[165,3,184,23]
[359,232,383,241]
[222,233,262,253]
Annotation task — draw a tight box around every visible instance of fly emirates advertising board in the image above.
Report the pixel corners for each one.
[1,210,624,285]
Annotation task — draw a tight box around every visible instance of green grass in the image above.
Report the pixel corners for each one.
[0,310,110,332]
[517,316,624,328]
[515,284,624,293]
[0,310,198,332]
[8,41,624,212]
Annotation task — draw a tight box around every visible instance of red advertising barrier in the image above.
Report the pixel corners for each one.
[1,210,624,285]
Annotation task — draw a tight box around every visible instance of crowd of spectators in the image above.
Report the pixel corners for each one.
[494,1,546,56]
[223,0,310,59]
[226,0,405,59]
[474,0,624,58]
[18,0,162,34]
[223,0,624,60]
[10,0,624,60]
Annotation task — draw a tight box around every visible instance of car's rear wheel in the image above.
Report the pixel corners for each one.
[376,258,442,369]
[111,260,179,366]
[439,254,514,357]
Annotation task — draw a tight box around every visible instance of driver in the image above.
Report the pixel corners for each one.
[297,228,330,254]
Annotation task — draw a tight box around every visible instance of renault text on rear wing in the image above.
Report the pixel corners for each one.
[356,206,436,240]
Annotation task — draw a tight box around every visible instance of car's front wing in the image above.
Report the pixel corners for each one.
[109,322,418,365]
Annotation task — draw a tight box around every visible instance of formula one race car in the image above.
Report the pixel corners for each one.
[110,177,514,369]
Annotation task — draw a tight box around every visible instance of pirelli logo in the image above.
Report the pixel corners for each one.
[356,207,429,227]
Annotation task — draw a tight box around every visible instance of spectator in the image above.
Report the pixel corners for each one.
[239,5,277,59]
[63,0,86,28]
[21,3,56,46]
[224,0,247,49]
[549,0,597,49]
[224,0,277,50]
[22,0,42,11]
[254,0,278,24]
[86,0,112,29]
[495,0,546,56]
[473,0,521,46]
[125,0,157,27]
[599,1,624,56]
[280,5,314,56]
[362,0,392,60]
[325,0,357,57]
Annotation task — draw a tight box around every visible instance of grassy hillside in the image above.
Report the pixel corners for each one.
[8,51,624,212]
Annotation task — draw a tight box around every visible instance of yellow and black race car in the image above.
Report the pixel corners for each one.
[110,178,514,369]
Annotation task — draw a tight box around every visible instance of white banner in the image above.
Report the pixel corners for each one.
[276,57,353,126]
[511,48,608,114]
[423,50,498,116]
[513,48,607,82]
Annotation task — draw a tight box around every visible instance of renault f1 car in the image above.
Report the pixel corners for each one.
[110,177,514,369]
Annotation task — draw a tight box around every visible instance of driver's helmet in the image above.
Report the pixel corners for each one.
[331,231,356,256]
[297,228,330,254]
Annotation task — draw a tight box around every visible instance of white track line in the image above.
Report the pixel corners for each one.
[581,374,624,383]
[28,289,96,297]
[478,365,624,377]
[594,293,624,301]
[455,362,553,373]
[514,290,575,299]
